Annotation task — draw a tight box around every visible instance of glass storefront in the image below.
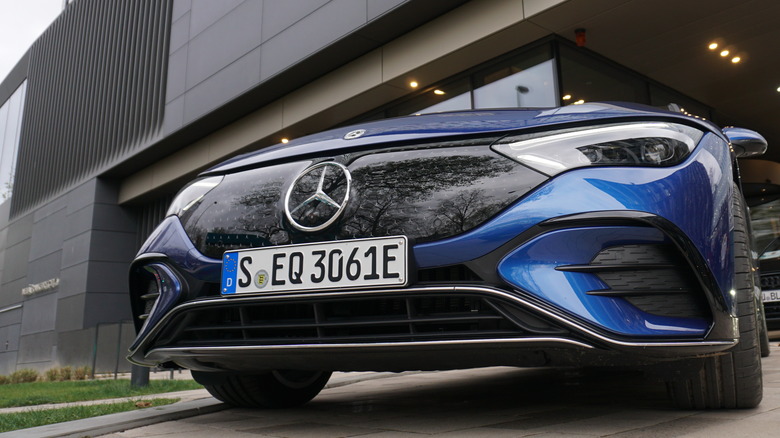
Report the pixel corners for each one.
[360,37,713,125]
[0,81,26,202]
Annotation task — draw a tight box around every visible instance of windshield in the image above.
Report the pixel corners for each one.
[750,197,780,259]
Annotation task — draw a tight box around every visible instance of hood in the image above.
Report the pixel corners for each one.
[204,102,721,175]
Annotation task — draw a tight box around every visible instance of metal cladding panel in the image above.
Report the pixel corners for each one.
[12,0,172,217]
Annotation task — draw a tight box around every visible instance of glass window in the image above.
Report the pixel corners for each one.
[649,84,712,120]
[473,47,556,108]
[750,198,780,259]
[559,45,647,105]
[0,81,26,201]
[386,78,471,117]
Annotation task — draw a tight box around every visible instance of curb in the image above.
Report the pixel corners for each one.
[0,371,407,437]
[0,397,226,438]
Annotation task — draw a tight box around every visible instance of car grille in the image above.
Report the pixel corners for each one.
[178,142,547,259]
[761,273,780,322]
[559,244,710,319]
[152,293,567,348]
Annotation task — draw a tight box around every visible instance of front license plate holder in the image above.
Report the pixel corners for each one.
[221,236,407,295]
[762,289,780,303]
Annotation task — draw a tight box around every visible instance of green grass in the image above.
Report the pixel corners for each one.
[0,379,202,408]
[0,398,179,432]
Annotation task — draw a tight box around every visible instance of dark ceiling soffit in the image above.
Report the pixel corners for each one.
[0,50,30,104]
[105,0,471,182]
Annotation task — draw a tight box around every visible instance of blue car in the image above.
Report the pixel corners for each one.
[128,102,767,409]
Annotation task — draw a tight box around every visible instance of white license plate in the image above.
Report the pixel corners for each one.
[762,289,780,303]
[221,236,407,295]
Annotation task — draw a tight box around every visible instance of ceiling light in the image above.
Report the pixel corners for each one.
[708,42,718,50]
[434,89,445,95]
[409,81,418,88]
[776,86,780,92]
[562,94,572,100]
[731,56,741,64]
[720,49,730,57]
[573,99,585,105]
[281,138,289,144]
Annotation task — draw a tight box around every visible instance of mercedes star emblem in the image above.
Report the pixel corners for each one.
[343,129,366,140]
[285,162,352,232]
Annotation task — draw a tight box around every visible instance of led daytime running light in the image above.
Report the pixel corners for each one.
[492,122,702,176]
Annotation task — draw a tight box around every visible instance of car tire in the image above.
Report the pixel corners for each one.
[192,370,332,408]
[666,186,763,409]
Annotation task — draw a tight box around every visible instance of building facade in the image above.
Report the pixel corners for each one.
[0,0,778,374]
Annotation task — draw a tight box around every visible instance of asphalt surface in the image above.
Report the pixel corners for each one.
[4,339,780,438]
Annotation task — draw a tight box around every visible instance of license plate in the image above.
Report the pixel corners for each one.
[221,236,407,295]
[762,289,780,303]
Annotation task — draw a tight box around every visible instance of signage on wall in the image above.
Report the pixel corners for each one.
[21,278,60,296]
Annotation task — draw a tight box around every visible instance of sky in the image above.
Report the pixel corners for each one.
[0,0,63,83]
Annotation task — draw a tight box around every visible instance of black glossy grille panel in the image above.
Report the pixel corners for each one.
[765,302,780,323]
[179,144,546,259]
[760,274,780,290]
[153,294,564,348]
[418,265,482,282]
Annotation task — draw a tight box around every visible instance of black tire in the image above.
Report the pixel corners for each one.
[193,370,331,408]
[666,186,763,409]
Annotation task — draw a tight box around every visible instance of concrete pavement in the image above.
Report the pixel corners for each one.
[3,342,780,437]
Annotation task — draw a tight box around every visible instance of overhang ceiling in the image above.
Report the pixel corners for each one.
[530,0,780,161]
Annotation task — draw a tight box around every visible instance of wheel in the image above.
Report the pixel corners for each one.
[192,370,331,408]
[666,185,763,409]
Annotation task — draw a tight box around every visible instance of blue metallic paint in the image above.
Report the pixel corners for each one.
[497,226,710,337]
[206,103,724,175]
[136,106,736,340]
[415,133,734,304]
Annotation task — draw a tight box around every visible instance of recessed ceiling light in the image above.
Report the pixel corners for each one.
[708,42,718,50]
[731,56,741,64]
[281,138,289,144]
[434,89,445,95]
[562,94,572,100]
[409,81,418,88]
[573,99,585,105]
[720,49,730,57]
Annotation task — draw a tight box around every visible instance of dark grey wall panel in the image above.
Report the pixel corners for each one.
[20,293,57,335]
[261,0,329,42]
[18,331,55,364]
[57,328,93,367]
[189,0,245,38]
[12,0,173,217]
[183,47,262,122]
[259,0,367,81]
[185,0,264,89]
[0,352,18,375]
[367,0,406,20]
[27,251,62,286]
[84,294,133,327]
[56,295,86,333]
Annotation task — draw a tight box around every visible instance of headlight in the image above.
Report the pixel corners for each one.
[491,122,704,176]
[166,176,224,217]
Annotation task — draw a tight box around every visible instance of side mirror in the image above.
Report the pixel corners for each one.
[723,127,768,158]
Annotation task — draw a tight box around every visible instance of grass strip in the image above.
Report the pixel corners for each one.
[0,380,201,408]
[0,398,179,432]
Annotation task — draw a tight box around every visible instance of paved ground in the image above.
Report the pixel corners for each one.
[7,337,780,437]
[102,345,780,437]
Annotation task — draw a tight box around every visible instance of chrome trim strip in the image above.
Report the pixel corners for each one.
[144,337,594,358]
[129,285,736,362]
[0,304,22,314]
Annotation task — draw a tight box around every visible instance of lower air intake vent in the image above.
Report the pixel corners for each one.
[154,293,565,348]
[558,244,710,319]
